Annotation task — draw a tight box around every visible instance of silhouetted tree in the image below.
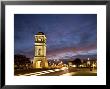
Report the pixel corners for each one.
[14,54,31,70]
[73,58,81,68]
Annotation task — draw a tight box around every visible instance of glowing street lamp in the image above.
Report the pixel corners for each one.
[88,58,89,60]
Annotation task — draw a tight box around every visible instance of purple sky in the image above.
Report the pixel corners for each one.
[14,14,97,59]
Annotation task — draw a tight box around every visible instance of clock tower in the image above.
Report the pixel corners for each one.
[33,32,48,68]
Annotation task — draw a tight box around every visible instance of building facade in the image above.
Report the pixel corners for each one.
[33,32,48,68]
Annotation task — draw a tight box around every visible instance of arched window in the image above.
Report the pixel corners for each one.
[38,49,41,55]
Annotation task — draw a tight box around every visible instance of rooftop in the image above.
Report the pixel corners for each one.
[37,32,44,35]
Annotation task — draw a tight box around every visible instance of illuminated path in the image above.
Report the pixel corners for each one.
[16,68,67,76]
[16,67,97,76]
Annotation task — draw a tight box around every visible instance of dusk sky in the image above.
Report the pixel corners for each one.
[14,14,97,60]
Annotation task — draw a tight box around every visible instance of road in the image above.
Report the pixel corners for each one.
[16,67,97,76]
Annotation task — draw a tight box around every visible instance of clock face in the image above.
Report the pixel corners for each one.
[38,38,41,41]
[38,36,43,41]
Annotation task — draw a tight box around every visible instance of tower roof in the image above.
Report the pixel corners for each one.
[37,32,44,35]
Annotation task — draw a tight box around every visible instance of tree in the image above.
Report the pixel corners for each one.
[14,54,31,70]
[73,58,81,68]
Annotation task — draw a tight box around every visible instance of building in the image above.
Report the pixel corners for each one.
[33,32,48,68]
[67,58,97,68]
[68,61,73,67]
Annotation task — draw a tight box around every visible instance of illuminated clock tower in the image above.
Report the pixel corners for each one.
[33,32,48,68]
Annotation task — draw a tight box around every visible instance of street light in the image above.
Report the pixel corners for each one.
[88,58,89,60]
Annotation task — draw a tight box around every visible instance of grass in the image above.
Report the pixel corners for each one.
[73,71,97,76]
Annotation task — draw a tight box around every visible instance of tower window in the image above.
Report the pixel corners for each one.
[38,49,41,55]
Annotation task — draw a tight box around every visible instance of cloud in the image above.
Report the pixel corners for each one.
[14,14,97,59]
[46,43,96,59]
